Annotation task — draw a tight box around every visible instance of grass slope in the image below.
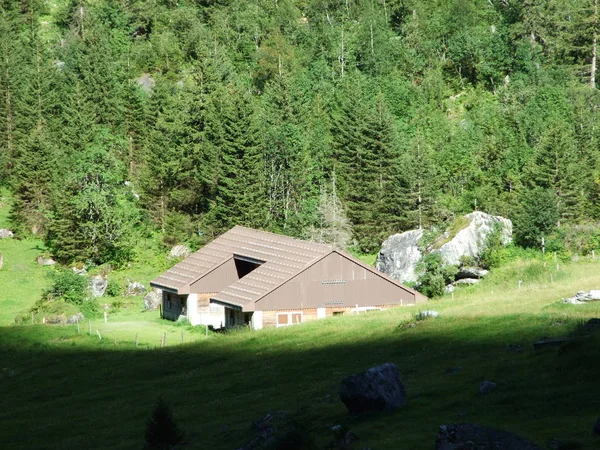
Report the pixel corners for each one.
[0,189,51,325]
[1,256,600,449]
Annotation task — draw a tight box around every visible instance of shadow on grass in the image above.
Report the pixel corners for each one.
[0,314,599,450]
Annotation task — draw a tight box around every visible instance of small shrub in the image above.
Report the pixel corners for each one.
[80,299,100,318]
[480,221,508,269]
[105,279,123,297]
[46,270,87,305]
[144,397,185,450]
[458,255,477,267]
[416,253,457,298]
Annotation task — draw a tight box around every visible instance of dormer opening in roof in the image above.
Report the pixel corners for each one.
[233,254,265,279]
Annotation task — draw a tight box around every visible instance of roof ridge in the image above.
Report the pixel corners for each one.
[232,225,334,251]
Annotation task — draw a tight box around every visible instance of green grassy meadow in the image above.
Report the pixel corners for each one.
[2,195,600,449]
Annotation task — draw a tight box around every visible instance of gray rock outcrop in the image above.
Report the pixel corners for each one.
[89,276,108,298]
[437,211,512,266]
[136,73,155,93]
[125,280,146,296]
[416,310,439,319]
[339,363,407,414]
[0,229,14,238]
[454,278,481,286]
[376,212,512,285]
[435,424,541,450]
[37,256,56,266]
[169,244,192,260]
[72,265,87,275]
[563,290,600,304]
[376,229,423,283]
[66,313,84,324]
[456,267,489,280]
[478,380,497,395]
[144,288,163,310]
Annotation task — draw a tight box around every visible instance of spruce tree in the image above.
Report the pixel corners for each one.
[144,397,185,450]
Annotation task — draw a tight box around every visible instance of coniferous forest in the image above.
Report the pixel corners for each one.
[2,0,600,266]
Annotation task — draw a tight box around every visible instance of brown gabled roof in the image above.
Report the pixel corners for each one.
[150,226,332,295]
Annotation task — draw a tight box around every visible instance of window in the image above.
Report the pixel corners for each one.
[277,312,303,327]
[234,255,264,279]
[333,311,344,316]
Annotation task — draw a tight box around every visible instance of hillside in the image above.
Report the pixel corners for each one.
[1,236,599,448]
[1,0,600,264]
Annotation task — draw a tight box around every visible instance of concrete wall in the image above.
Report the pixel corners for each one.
[255,252,419,311]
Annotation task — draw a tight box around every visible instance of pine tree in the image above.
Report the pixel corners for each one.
[144,397,185,450]
[10,129,57,235]
[46,133,139,265]
[259,73,304,233]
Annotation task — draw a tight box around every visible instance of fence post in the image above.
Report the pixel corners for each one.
[181,331,184,344]
[96,330,102,340]
[104,312,107,323]
[31,312,34,325]
[135,333,139,348]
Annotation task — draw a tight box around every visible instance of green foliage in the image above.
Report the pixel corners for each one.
[479,222,508,269]
[46,270,87,305]
[3,0,600,262]
[144,397,185,450]
[105,279,123,298]
[514,188,560,248]
[416,253,458,298]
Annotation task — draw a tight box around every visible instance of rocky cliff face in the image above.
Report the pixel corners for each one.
[376,229,424,283]
[436,211,512,266]
[376,212,512,283]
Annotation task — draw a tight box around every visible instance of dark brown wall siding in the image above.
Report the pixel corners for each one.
[162,292,185,320]
[190,258,238,294]
[255,253,416,311]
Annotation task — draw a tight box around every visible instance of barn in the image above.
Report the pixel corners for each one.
[150,226,426,330]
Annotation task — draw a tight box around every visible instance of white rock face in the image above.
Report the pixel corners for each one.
[0,229,14,238]
[89,276,108,298]
[437,211,512,266]
[376,229,424,283]
[144,288,162,310]
[169,244,191,260]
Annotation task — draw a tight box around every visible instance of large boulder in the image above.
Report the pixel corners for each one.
[144,288,163,310]
[376,212,512,283]
[169,244,191,260]
[0,229,14,238]
[339,363,407,414]
[455,267,488,280]
[435,423,541,450]
[436,212,512,266]
[563,290,600,304]
[37,256,56,266]
[89,276,108,298]
[376,229,424,283]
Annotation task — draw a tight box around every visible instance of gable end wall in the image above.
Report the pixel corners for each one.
[255,252,417,311]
